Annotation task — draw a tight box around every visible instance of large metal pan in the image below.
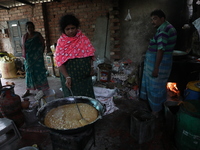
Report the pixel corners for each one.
[36,96,106,134]
[173,50,189,60]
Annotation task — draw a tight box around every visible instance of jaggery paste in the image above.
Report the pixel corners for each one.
[44,103,98,129]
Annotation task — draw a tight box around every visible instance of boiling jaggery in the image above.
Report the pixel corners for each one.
[44,103,98,129]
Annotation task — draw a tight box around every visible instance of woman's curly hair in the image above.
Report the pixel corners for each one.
[59,14,80,34]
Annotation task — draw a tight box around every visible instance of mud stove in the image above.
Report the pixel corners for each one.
[50,126,95,150]
[168,56,200,97]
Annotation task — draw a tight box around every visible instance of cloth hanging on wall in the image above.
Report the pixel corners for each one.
[125,9,132,21]
[192,17,200,41]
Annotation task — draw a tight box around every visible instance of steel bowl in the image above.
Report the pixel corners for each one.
[173,50,188,56]
[36,96,106,134]
[173,50,188,60]
[18,146,38,150]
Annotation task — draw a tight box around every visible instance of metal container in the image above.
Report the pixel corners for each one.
[0,85,24,127]
[164,100,180,136]
[37,96,106,134]
[130,110,156,144]
[97,63,112,82]
[173,50,188,60]
[19,146,38,150]
[184,80,200,100]
[175,100,200,150]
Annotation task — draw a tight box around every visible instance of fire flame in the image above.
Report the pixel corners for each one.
[167,82,179,94]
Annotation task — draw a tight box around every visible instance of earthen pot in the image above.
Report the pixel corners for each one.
[21,98,30,109]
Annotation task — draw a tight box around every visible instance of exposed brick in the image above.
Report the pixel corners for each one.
[78,5,87,8]
[110,18,119,23]
[111,54,121,60]
[111,48,120,52]
[110,26,120,30]
[114,44,120,48]
[0,0,120,60]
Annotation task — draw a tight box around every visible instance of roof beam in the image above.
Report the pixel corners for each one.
[0,5,9,10]
[15,0,34,6]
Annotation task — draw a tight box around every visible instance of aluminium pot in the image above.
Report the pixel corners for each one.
[173,50,189,60]
[36,96,106,134]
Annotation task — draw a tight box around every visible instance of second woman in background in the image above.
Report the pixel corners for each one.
[54,14,95,98]
[21,21,49,98]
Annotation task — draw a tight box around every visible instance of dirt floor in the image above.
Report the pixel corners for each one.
[0,77,177,150]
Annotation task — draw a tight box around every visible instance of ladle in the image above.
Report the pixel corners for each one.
[68,88,89,126]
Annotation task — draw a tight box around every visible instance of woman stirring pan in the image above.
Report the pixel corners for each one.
[54,14,95,98]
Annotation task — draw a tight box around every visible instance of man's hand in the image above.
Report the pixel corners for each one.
[152,68,158,77]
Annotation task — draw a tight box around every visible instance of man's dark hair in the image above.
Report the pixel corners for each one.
[59,14,80,33]
[150,9,166,19]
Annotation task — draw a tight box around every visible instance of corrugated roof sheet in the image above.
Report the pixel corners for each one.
[0,0,57,10]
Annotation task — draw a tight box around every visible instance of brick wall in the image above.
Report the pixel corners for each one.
[0,0,120,60]
[0,4,45,38]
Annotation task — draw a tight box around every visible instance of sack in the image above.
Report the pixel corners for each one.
[95,96,118,115]
[93,86,116,97]
[0,60,17,79]
[94,86,118,115]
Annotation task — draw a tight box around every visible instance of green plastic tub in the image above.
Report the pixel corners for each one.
[175,100,200,150]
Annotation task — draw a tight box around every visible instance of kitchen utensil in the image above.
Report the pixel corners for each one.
[173,50,189,60]
[37,96,105,134]
[165,100,197,113]
[19,146,38,150]
[68,88,89,126]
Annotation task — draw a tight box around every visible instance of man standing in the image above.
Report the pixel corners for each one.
[140,9,177,117]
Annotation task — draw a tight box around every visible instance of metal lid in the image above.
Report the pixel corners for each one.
[18,146,38,150]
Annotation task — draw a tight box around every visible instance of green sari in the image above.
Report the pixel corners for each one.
[60,56,95,98]
[24,32,49,91]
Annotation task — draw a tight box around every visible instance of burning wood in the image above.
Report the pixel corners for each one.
[167,82,180,98]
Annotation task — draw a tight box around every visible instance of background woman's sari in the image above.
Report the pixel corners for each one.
[24,32,49,91]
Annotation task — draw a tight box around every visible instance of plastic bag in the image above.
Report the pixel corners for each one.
[94,86,118,115]
[0,60,17,79]
[125,9,132,21]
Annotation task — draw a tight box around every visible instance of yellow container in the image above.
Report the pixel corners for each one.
[186,81,200,92]
[185,81,200,100]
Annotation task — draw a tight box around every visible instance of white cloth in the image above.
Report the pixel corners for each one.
[93,86,116,97]
[93,86,118,115]
[192,17,200,41]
